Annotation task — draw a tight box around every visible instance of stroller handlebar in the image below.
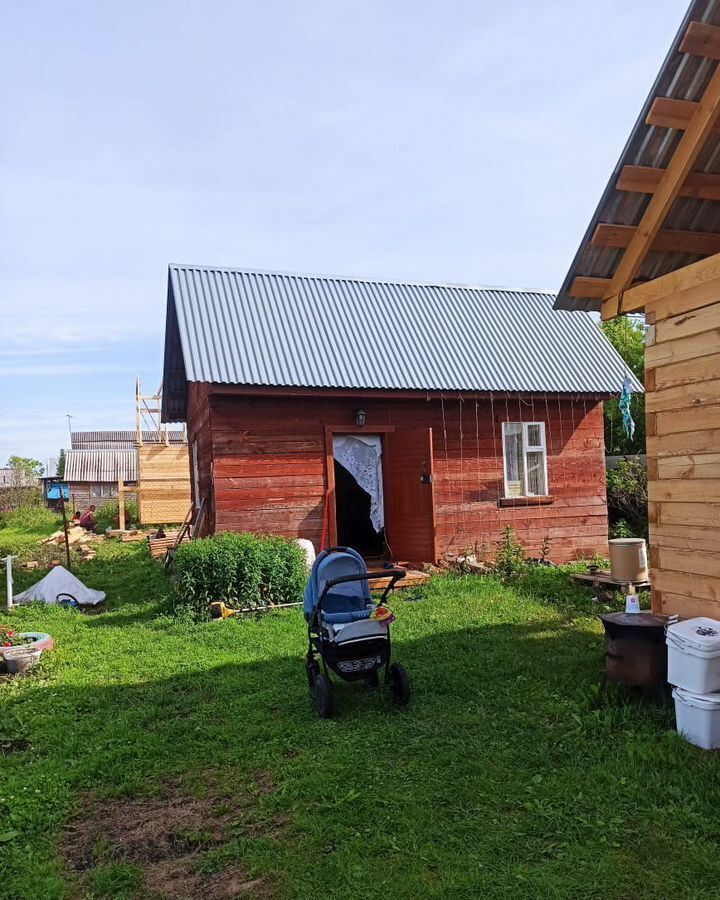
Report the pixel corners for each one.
[324,569,406,589]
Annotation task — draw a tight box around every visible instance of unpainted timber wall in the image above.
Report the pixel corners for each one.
[188,391,609,564]
[646,295,720,618]
[66,483,121,513]
[137,444,191,525]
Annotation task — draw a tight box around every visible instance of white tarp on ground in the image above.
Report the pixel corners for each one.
[333,435,385,532]
[13,566,106,607]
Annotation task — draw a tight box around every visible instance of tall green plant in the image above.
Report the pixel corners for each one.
[170,532,307,621]
[94,500,139,532]
[494,526,526,580]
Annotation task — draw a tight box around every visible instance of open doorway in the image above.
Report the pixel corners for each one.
[332,434,385,558]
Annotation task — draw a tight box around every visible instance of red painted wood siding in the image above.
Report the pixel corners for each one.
[188,390,608,564]
[186,382,214,535]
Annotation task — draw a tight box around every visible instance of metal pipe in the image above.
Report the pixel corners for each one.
[3,555,16,611]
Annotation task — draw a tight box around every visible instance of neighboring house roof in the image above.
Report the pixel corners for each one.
[71,430,185,449]
[161,265,639,421]
[64,450,137,483]
[555,0,720,312]
[0,467,38,488]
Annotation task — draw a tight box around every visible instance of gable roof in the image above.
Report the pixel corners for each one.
[71,430,186,450]
[556,0,720,312]
[65,450,137,483]
[161,264,638,421]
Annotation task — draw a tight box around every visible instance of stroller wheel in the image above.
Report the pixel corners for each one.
[387,663,411,706]
[306,657,320,693]
[314,674,334,719]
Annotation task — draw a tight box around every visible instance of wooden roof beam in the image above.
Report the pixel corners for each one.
[679,21,720,60]
[617,165,720,201]
[602,60,720,318]
[646,97,720,133]
[568,276,611,299]
[592,222,720,256]
[601,252,720,320]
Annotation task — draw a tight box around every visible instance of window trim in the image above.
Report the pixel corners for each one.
[501,421,549,499]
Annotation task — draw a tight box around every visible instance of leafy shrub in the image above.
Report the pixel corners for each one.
[0,502,59,532]
[170,532,308,621]
[95,501,139,532]
[609,518,635,539]
[606,459,648,539]
[494,526,527,580]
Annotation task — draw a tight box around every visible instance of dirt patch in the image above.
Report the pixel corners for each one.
[251,770,276,797]
[63,775,281,898]
[145,860,265,899]
[0,738,30,754]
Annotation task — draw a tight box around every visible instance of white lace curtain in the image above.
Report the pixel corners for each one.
[333,435,385,533]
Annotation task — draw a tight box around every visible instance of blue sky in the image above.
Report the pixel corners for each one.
[1,0,682,469]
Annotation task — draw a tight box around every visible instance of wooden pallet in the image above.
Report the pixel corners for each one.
[572,570,651,592]
[368,569,431,592]
[147,531,189,558]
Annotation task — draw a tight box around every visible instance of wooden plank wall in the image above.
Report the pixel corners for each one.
[137,444,192,525]
[194,392,608,564]
[646,296,720,618]
[67,484,120,513]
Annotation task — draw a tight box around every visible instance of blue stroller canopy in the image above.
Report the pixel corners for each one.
[303,548,373,624]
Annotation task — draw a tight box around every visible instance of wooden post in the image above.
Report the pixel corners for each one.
[118,480,125,530]
[58,489,71,570]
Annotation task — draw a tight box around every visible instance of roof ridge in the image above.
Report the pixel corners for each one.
[167,263,556,297]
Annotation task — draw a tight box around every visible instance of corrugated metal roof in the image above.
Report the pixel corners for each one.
[64,450,137,483]
[162,265,640,421]
[71,430,185,449]
[556,0,720,311]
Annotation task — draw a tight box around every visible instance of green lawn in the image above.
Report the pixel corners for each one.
[1,529,720,899]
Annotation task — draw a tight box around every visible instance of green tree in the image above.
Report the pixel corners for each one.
[56,449,67,478]
[6,455,44,485]
[600,317,645,455]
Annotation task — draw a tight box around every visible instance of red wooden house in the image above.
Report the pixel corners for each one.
[161,265,638,563]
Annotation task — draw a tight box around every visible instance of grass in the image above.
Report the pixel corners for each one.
[0,505,61,563]
[1,531,720,898]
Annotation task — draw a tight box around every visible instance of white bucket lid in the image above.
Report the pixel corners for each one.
[673,687,720,710]
[666,617,720,654]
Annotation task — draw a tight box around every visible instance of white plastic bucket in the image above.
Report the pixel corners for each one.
[673,687,720,750]
[666,617,720,694]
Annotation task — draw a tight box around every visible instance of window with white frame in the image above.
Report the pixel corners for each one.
[502,422,548,498]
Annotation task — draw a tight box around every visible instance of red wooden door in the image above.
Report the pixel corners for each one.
[384,427,436,563]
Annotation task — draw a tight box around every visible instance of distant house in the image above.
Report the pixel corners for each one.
[65,429,191,522]
[0,467,39,489]
[64,448,137,511]
[161,265,638,563]
[70,430,186,450]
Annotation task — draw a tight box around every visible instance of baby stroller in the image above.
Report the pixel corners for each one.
[304,546,410,718]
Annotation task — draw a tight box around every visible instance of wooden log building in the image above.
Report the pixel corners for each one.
[555,0,720,617]
[161,266,634,564]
